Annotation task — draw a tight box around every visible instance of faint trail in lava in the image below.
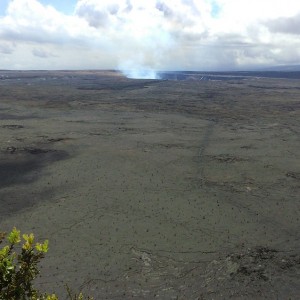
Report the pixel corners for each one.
[197,119,218,180]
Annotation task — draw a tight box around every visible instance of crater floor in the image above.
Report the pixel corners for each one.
[0,71,299,299]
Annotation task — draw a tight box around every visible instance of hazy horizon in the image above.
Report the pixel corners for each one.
[1,66,300,72]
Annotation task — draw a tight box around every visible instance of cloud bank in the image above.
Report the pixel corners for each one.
[0,0,300,76]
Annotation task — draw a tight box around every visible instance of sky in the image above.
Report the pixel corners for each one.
[0,0,300,75]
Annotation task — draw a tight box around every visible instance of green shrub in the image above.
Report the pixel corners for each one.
[0,228,92,300]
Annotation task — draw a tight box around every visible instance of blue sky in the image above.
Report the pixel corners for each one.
[0,0,76,14]
[211,1,220,18]
[0,0,300,72]
[40,0,76,14]
[0,0,9,15]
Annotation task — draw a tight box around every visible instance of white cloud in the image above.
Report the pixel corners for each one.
[264,12,300,35]
[0,41,15,54]
[0,0,93,44]
[32,48,57,58]
[0,0,300,73]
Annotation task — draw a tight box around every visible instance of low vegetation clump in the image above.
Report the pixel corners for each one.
[0,228,92,300]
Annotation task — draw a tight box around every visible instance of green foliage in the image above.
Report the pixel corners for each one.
[0,228,93,300]
[65,285,93,300]
[0,227,47,299]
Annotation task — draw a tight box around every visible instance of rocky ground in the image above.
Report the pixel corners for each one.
[0,71,299,299]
